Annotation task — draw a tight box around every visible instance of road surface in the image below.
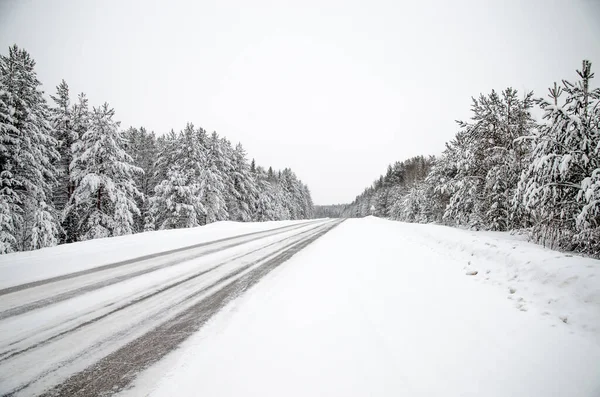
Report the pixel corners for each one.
[124,217,600,397]
[0,219,342,396]
[1,217,600,397]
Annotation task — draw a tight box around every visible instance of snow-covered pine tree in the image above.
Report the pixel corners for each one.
[200,132,228,223]
[66,103,142,240]
[419,154,455,223]
[479,89,534,231]
[374,184,391,218]
[151,164,205,229]
[154,129,181,186]
[400,183,427,222]
[517,61,600,255]
[50,80,72,208]
[218,137,237,218]
[228,143,257,221]
[267,166,274,182]
[0,82,19,253]
[440,89,534,230]
[150,125,206,229]
[252,166,277,221]
[123,126,157,232]
[440,129,482,227]
[0,45,59,252]
[280,168,300,219]
[300,183,314,218]
[50,80,81,243]
[63,92,91,242]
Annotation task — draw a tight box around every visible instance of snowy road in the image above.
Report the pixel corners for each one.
[124,217,600,397]
[0,219,342,396]
[2,217,600,397]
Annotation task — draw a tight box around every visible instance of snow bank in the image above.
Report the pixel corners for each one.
[382,218,600,344]
[0,220,313,289]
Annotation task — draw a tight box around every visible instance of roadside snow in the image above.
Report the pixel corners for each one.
[123,217,600,397]
[0,219,314,289]
[393,219,600,344]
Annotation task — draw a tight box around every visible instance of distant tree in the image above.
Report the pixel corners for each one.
[313,204,346,218]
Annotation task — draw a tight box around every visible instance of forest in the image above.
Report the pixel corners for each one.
[0,45,314,254]
[341,61,600,258]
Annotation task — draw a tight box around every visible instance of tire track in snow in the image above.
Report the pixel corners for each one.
[0,220,322,297]
[0,220,325,320]
[0,221,331,364]
[40,220,342,397]
[0,219,343,397]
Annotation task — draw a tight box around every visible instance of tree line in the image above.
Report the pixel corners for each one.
[342,61,599,257]
[313,204,347,218]
[0,45,314,254]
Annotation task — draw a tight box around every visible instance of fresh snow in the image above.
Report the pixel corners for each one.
[0,219,332,396]
[406,223,600,344]
[0,219,313,290]
[123,217,600,397]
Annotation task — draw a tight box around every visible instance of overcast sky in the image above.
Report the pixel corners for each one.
[1,0,599,204]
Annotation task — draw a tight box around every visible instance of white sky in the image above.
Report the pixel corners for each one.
[1,0,599,204]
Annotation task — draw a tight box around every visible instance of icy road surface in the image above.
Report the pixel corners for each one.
[123,217,600,397]
[0,219,341,396]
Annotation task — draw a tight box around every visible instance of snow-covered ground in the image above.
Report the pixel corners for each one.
[123,217,600,397]
[0,219,333,396]
[395,220,600,345]
[0,219,314,290]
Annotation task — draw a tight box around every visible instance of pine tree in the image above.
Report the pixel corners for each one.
[438,89,534,230]
[61,92,91,242]
[154,129,180,185]
[200,132,228,223]
[228,143,257,221]
[66,103,142,240]
[252,166,276,221]
[50,80,81,243]
[0,45,59,252]
[0,85,19,253]
[419,155,454,223]
[400,183,426,222]
[1,44,316,251]
[517,61,600,254]
[151,164,205,229]
[123,126,157,232]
